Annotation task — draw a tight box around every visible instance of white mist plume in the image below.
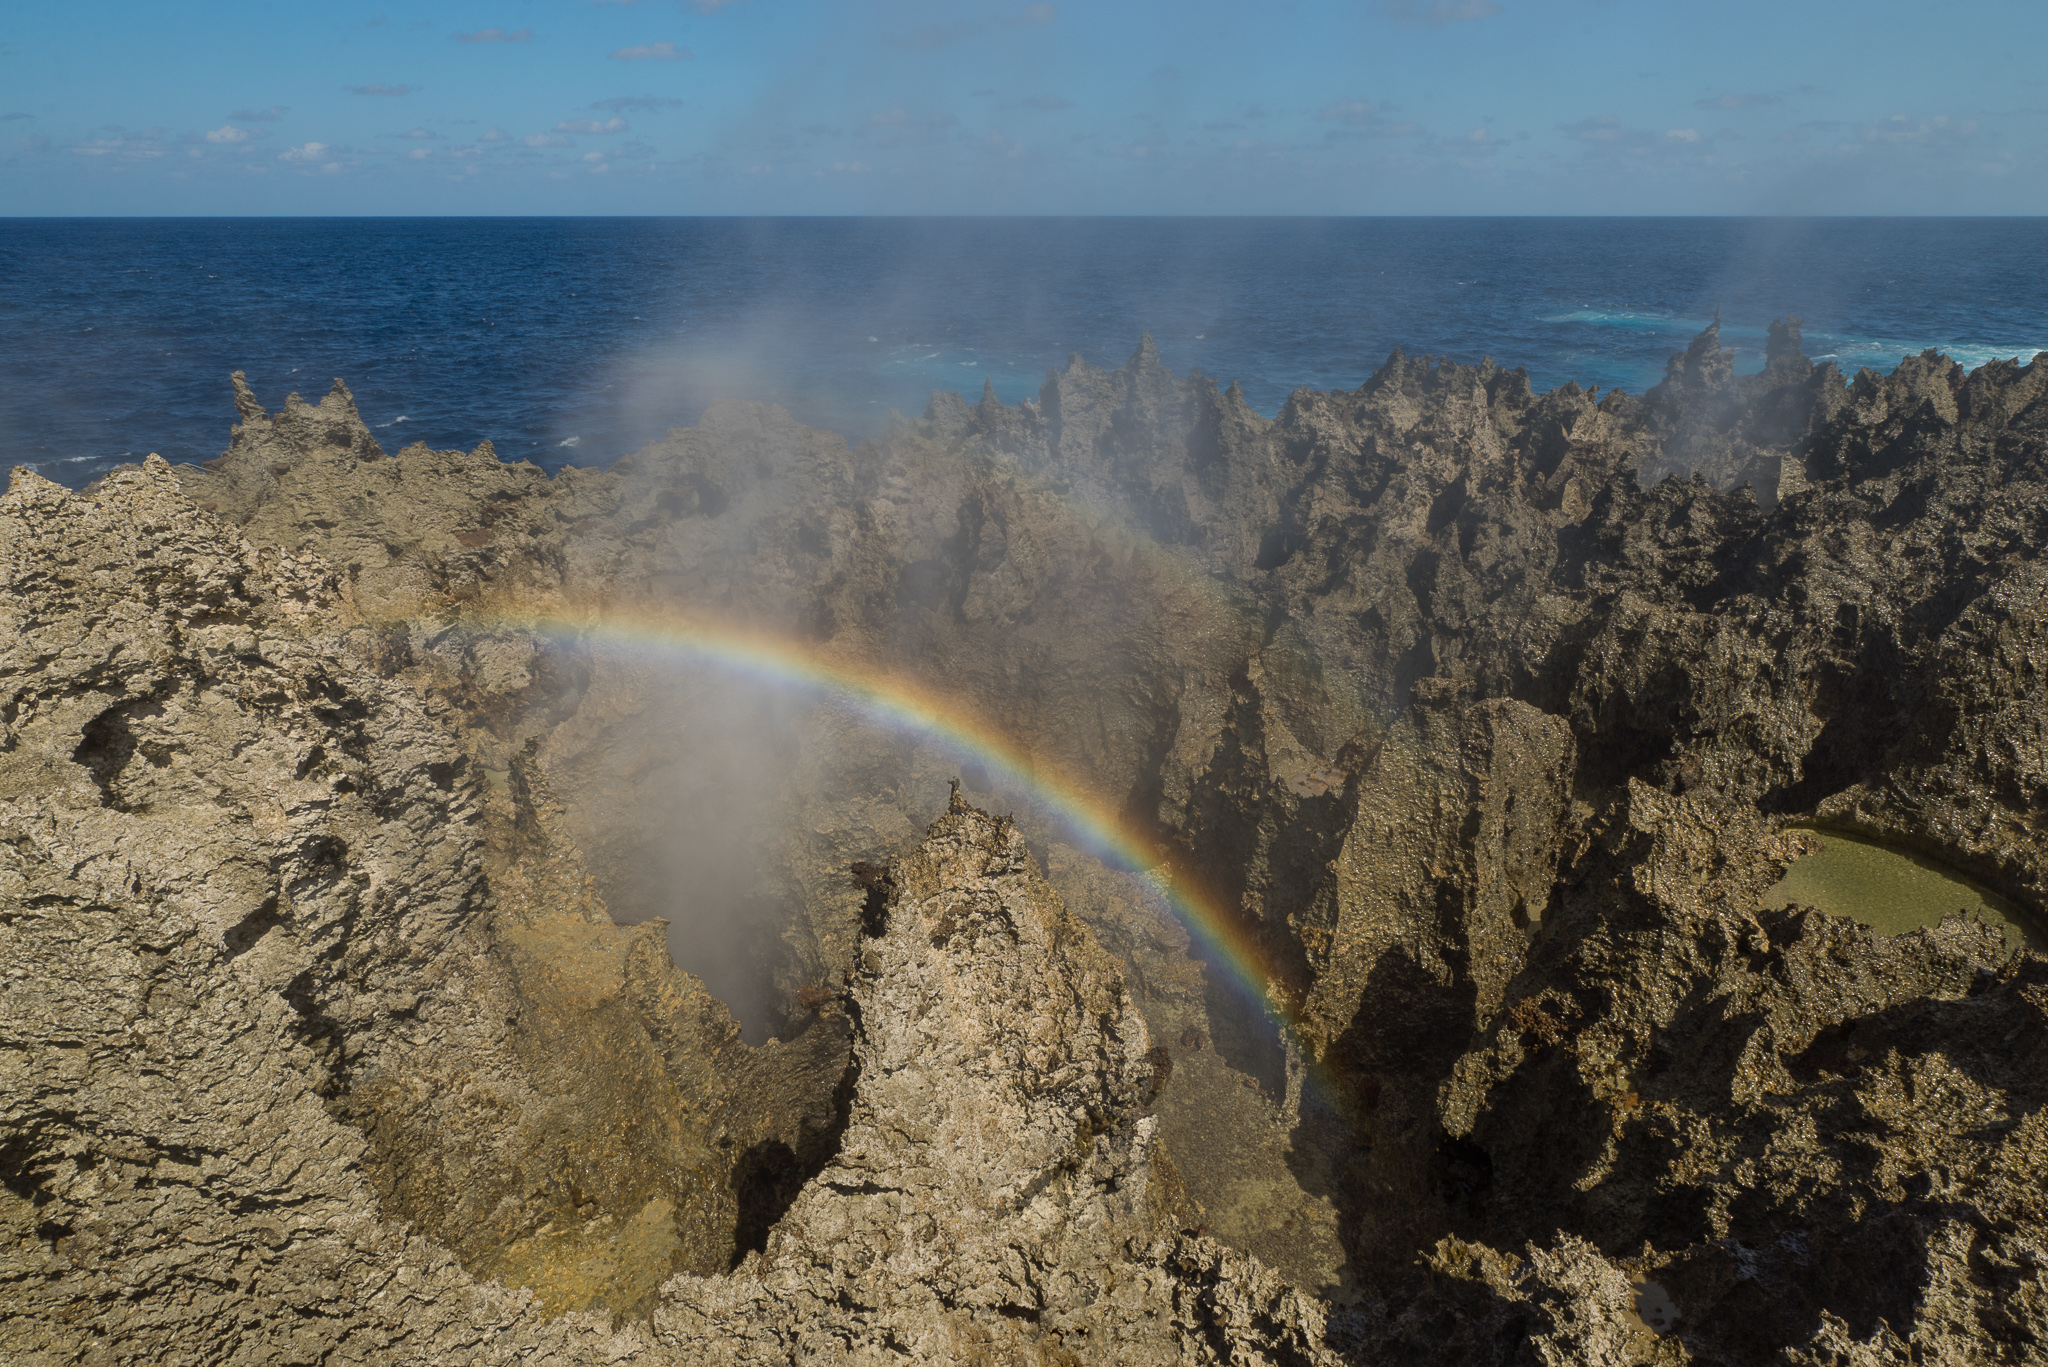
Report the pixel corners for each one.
[537,222,1297,1049]
[576,668,810,1040]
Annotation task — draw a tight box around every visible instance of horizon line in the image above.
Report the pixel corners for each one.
[5,212,2048,222]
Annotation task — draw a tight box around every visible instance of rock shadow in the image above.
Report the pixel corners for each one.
[1304,941,1483,1287]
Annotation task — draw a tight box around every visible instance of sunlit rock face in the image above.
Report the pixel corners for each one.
[0,461,1333,1364]
[5,325,2048,1363]
[0,459,846,1351]
[655,794,1338,1364]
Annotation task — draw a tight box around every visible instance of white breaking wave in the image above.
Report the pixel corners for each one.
[1547,309,2044,376]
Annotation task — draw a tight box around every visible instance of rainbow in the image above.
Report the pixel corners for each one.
[453,600,1300,1031]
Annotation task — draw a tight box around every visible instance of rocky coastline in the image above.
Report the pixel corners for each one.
[5,318,2046,1363]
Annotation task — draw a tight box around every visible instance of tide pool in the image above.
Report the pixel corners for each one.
[1762,825,2041,954]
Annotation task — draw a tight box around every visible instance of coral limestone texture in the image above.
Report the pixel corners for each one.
[5,323,2048,1363]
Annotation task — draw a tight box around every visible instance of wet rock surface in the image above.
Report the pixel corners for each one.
[4,322,2047,1361]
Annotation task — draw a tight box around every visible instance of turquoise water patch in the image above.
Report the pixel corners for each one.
[1545,308,2044,381]
[1762,826,2042,953]
[875,344,1043,407]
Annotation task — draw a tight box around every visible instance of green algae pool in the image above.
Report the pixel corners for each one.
[1762,825,2043,954]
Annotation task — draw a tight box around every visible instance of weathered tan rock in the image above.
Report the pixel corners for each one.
[12,319,2048,1362]
[0,459,629,1360]
[1281,684,1575,1281]
[655,794,1340,1364]
[0,460,828,1343]
[1,462,1338,1362]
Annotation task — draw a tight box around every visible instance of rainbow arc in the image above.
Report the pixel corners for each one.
[457,602,1300,1029]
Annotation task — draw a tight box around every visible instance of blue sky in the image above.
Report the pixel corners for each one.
[2,0,2043,215]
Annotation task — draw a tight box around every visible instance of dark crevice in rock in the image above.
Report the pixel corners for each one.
[222,896,285,957]
[731,1044,858,1268]
[850,859,894,939]
[72,694,173,810]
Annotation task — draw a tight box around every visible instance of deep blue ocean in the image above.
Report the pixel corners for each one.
[3,217,2043,488]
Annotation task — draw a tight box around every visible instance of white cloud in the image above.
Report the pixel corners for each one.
[524,133,573,147]
[454,27,532,43]
[204,125,251,144]
[228,105,288,122]
[583,150,607,161]
[975,130,1028,160]
[610,41,690,61]
[1859,113,1979,146]
[1317,100,1378,124]
[1555,114,1729,164]
[481,127,509,141]
[400,128,440,139]
[69,131,167,160]
[279,141,331,162]
[1315,99,1427,142]
[1561,114,1628,143]
[409,148,432,158]
[556,116,628,134]
[347,83,415,96]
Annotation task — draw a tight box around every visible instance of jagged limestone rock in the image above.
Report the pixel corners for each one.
[11,323,2047,1361]
[1,463,1339,1361]
[655,794,1340,1364]
[0,459,620,1360]
[0,461,836,1350]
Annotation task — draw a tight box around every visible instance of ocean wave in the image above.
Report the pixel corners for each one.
[1544,309,1710,334]
[9,219,2042,488]
[1548,309,2043,375]
[1800,334,2043,374]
